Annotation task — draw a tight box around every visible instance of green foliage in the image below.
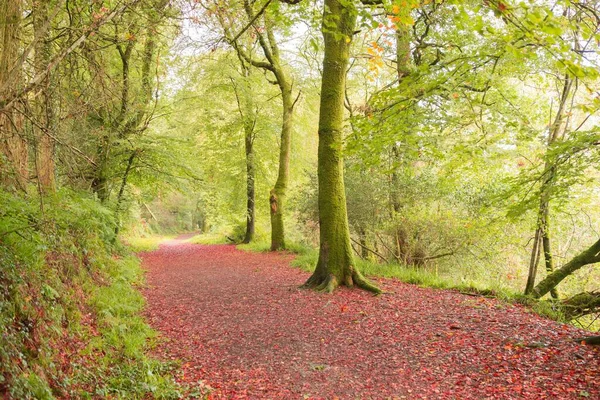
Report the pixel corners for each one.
[0,189,180,398]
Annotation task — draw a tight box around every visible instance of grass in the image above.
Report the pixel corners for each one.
[84,255,186,399]
[124,235,174,252]
[188,233,230,245]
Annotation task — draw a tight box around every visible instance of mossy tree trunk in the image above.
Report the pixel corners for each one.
[303,0,380,294]
[532,239,600,298]
[269,71,293,250]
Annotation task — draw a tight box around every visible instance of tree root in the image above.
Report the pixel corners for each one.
[302,270,381,294]
[573,336,600,345]
[302,274,339,293]
[351,270,382,295]
[562,291,600,320]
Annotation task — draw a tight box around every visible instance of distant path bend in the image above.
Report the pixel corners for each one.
[141,238,600,399]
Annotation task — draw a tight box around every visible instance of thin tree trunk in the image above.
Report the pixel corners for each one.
[359,227,368,259]
[541,203,559,299]
[243,125,256,244]
[525,228,542,295]
[390,20,411,263]
[114,150,136,236]
[525,74,573,296]
[303,0,379,294]
[232,65,257,244]
[222,4,297,251]
[33,0,56,194]
[0,0,28,191]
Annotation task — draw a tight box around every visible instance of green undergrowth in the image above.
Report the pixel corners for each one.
[0,189,192,399]
[188,233,230,245]
[124,235,174,252]
[236,240,307,254]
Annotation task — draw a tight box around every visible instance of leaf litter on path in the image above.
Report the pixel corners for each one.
[141,241,599,399]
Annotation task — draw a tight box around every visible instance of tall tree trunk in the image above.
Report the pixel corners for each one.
[303,0,379,293]
[525,228,542,294]
[232,65,257,244]
[524,74,573,297]
[0,0,28,191]
[270,78,293,250]
[390,20,411,263]
[222,4,297,250]
[33,0,56,194]
[243,133,255,243]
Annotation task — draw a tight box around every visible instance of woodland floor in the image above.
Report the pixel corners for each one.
[140,236,600,399]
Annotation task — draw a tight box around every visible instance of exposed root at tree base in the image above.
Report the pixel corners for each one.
[351,270,382,295]
[302,271,381,294]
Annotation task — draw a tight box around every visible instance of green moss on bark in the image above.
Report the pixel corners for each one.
[304,0,380,294]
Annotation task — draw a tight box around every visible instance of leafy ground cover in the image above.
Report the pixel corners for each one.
[141,239,599,399]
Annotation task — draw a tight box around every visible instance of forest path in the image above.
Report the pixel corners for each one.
[141,238,599,399]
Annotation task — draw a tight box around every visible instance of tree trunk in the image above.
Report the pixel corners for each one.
[224,4,296,251]
[525,228,542,295]
[33,0,56,194]
[390,20,411,263]
[234,66,257,244]
[396,23,411,81]
[270,83,292,250]
[524,73,572,297]
[114,150,136,237]
[541,204,559,299]
[243,129,256,244]
[0,0,28,191]
[532,239,600,298]
[359,227,369,259]
[303,0,379,294]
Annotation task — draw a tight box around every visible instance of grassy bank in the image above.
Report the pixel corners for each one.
[0,190,185,399]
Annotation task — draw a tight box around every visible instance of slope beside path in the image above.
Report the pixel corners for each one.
[141,238,599,399]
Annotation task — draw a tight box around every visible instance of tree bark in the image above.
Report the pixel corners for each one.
[303,0,380,294]
[0,0,28,191]
[532,239,600,298]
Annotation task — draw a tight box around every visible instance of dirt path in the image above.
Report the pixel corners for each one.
[141,238,599,399]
